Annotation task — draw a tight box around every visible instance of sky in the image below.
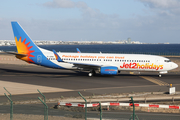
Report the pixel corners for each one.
[0,0,180,43]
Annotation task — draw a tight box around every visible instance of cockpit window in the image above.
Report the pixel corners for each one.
[164,60,171,62]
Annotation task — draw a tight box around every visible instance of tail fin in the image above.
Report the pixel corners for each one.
[11,22,41,63]
[76,48,81,53]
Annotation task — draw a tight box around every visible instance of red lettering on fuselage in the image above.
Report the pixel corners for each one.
[120,62,163,71]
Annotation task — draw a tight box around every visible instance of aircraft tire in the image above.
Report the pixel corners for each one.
[88,72,93,77]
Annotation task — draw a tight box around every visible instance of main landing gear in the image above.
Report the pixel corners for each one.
[88,70,96,77]
[159,74,161,77]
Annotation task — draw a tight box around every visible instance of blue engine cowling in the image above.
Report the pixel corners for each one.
[100,66,118,75]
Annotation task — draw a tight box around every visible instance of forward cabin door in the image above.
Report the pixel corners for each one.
[155,58,160,71]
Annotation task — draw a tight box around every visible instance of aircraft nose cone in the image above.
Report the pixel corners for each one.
[172,62,178,69]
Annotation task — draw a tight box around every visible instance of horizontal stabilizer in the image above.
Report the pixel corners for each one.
[4,51,27,56]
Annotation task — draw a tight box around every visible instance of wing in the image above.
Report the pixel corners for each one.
[71,62,101,70]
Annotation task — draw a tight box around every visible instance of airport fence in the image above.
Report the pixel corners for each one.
[2,88,180,120]
[1,88,141,120]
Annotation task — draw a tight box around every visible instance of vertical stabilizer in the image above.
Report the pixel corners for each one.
[11,22,41,63]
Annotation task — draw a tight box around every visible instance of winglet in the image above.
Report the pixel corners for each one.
[52,50,63,62]
[76,48,81,53]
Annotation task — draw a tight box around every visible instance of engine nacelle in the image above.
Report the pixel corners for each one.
[100,66,118,75]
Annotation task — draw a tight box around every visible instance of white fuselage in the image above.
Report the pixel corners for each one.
[41,48,178,73]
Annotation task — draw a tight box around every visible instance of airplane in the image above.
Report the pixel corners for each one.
[10,21,178,77]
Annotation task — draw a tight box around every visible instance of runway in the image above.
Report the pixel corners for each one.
[0,63,180,103]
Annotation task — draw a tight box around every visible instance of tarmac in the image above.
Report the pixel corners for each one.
[0,54,180,102]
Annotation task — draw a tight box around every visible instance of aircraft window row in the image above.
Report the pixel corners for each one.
[115,59,150,63]
[104,59,112,62]
[62,58,102,61]
[49,57,150,63]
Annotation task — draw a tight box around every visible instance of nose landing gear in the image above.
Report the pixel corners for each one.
[159,74,161,77]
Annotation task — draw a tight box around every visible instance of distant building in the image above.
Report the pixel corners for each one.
[127,38,131,44]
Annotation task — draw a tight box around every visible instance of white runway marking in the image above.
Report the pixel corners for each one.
[0,80,73,96]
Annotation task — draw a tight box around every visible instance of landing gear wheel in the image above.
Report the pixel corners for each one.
[159,74,161,77]
[88,72,93,77]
